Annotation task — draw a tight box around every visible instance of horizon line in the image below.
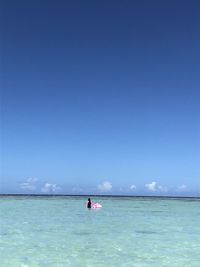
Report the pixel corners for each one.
[0,193,200,199]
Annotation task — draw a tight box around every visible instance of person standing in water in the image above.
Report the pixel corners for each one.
[87,198,92,208]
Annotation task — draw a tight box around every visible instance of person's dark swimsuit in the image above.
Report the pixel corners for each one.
[87,200,91,208]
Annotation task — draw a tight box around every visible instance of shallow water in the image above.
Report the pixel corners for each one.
[0,196,200,267]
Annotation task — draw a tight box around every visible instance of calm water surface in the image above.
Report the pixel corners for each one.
[0,196,200,267]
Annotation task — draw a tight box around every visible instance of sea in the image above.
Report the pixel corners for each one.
[0,195,200,267]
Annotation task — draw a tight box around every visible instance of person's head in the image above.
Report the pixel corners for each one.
[88,198,91,202]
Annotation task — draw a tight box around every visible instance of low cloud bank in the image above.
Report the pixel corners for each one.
[98,181,112,192]
[145,181,168,193]
[20,178,38,191]
[130,185,136,191]
[176,184,187,192]
[41,183,61,193]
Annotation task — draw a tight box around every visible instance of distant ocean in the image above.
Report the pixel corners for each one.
[0,196,200,267]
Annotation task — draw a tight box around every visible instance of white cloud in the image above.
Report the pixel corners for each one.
[145,181,157,191]
[158,185,168,192]
[145,181,168,193]
[20,178,38,191]
[98,181,112,192]
[27,177,38,183]
[130,185,136,191]
[72,186,83,193]
[176,184,187,192]
[41,183,61,193]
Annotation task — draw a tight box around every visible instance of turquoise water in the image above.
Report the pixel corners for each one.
[0,196,200,267]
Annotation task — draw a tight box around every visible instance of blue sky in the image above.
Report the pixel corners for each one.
[1,0,200,196]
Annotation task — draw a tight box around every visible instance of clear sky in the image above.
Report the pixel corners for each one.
[1,0,200,196]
